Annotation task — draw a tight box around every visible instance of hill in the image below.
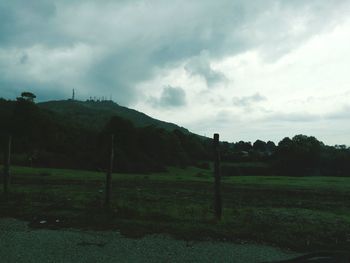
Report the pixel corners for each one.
[38,100,190,133]
[1,97,209,172]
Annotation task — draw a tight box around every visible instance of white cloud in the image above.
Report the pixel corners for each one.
[1,0,350,144]
[134,14,350,145]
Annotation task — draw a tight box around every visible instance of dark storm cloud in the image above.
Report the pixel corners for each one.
[0,0,63,47]
[0,78,67,102]
[0,0,349,105]
[185,52,227,87]
[150,86,186,108]
[19,53,28,64]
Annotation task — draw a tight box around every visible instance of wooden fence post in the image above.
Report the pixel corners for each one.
[213,133,222,220]
[3,135,12,194]
[105,134,114,206]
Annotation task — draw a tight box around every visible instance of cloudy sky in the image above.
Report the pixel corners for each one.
[1,0,350,145]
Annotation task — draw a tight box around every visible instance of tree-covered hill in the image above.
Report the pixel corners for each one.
[38,100,190,134]
[0,97,210,173]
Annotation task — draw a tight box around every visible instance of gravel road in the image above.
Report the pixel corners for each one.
[0,218,299,263]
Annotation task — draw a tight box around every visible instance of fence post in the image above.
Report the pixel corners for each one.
[213,133,222,220]
[105,134,114,206]
[3,135,12,194]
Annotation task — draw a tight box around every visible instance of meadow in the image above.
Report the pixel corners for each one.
[1,165,350,252]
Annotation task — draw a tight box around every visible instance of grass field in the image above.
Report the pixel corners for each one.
[1,165,350,252]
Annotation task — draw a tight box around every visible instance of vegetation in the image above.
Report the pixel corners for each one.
[38,99,190,133]
[1,93,350,253]
[1,95,350,176]
[221,135,350,177]
[0,97,210,173]
[1,165,350,252]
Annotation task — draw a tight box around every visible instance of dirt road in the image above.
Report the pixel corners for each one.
[0,218,299,263]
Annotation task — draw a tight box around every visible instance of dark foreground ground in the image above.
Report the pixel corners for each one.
[0,218,299,263]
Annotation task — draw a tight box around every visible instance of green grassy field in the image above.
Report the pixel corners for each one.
[1,165,350,252]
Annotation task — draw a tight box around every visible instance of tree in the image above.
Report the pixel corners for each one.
[266,141,276,153]
[253,140,267,152]
[234,141,252,152]
[277,137,293,155]
[292,135,323,167]
[19,92,36,102]
[275,135,323,176]
[10,95,50,166]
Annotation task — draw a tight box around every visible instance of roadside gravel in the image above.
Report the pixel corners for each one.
[0,218,299,263]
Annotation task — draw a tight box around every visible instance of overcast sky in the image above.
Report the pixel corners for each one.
[1,0,350,145]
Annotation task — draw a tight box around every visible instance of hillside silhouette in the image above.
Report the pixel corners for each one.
[1,95,350,176]
[38,100,189,134]
[0,96,209,172]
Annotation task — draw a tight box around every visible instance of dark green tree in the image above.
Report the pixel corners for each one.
[275,135,323,176]
[19,92,36,102]
[253,140,267,152]
[234,141,252,152]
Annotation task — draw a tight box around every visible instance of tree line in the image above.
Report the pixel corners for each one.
[220,135,350,177]
[1,93,350,176]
